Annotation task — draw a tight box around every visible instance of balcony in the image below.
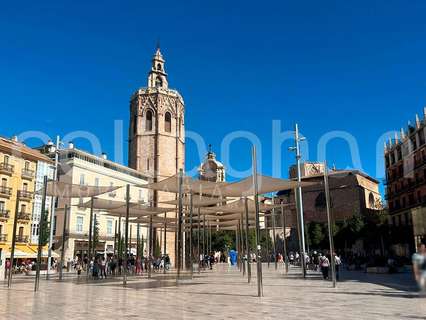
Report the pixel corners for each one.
[15,235,28,243]
[0,186,12,199]
[17,211,31,221]
[0,162,14,175]
[21,168,35,180]
[19,190,33,201]
[0,208,10,220]
[0,234,7,242]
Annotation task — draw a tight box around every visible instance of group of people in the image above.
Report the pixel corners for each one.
[72,253,172,279]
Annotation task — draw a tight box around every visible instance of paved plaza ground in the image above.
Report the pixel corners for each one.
[0,264,424,320]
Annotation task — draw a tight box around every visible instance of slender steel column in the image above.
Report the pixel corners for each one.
[163,217,167,274]
[280,203,289,274]
[272,199,277,271]
[189,193,194,277]
[197,207,201,274]
[8,190,21,288]
[244,197,251,283]
[252,146,263,297]
[235,224,240,270]
[35,175,48,292]
[176,169,183,280]
[148,214,153,279]
[59,204,68,280]
[240,213,246,276]
[87,197,94,277]
[136,223,140,265]
[123,184,130,285]
[114,220,118,257]
[293,123,307,277]
[324,162,337,288]
[266,226,270,269]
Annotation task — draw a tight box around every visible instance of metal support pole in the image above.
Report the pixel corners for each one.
[114,220,118,257]
[324,162,337,288]
[35,175,48,292]
[177,169,183,280]
[8,190,21,288]
[47,136,60,279]
[236,225,240,270]
[163,217,167,274]
[266,226,270,269]
[123,184,130,285]
[272,200,277,271]
[240,213,246,276]
[203,213,206,258]
[281,203,289,274]
[189,193,194,278]
[148,214,153,279]
[59,204,68,280]
[252,146,263,297]
[197,207,201,274]
[136,223,140,265]
[294,123,307,278]
[87,197,94,277]
[244,197,251,283]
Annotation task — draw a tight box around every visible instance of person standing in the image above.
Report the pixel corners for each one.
[334,253,342,281]
[320,255,330,280]
[412,242,426,294]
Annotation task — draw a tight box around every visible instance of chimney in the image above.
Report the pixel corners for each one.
[101,152,107,160]
[68,141,74,149]
[11,135,18,142]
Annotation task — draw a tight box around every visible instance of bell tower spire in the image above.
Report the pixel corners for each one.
[147,45,168,89]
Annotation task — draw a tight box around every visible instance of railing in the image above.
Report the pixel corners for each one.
[17,212,31,220]
[0,186,12,197]
[0,234,7,242]
[15,235,28,243]
[0,162,14,175]
[19,190,33,200]
[0,209,10,219]
[21,168,35,179]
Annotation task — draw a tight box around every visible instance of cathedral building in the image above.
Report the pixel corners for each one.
[198,145,226,182]
[128,47,185,264]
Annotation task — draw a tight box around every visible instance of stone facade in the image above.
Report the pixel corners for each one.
[128,47,185,264]
[384,108,426,250]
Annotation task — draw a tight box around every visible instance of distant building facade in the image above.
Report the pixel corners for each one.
[198,146,225,182]
[0,136,53,275]
[41,143,149,261]
[384,109,426,251]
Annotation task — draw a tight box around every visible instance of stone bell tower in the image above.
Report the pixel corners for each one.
[128,46,185,263]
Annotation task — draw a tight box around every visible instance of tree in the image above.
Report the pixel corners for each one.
[93,215,100,254]
[39,209,50,246]
[307,222,325,248]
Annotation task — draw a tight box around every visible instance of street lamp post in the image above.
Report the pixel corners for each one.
[289,123,307,278]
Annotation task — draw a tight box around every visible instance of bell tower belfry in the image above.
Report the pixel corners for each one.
[128,46,185,264]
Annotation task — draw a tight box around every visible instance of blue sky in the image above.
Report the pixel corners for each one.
[1,0,426,187]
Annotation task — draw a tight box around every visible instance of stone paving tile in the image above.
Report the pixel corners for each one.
[0,265,425,320]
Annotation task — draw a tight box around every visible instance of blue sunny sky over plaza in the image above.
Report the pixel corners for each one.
[1,0,426,184]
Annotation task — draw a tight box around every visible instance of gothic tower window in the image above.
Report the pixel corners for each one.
[133,115,138,134]
[165,112,172,133]
[146,110,153,131]
[155,76,163,88]
[157,63,162,71]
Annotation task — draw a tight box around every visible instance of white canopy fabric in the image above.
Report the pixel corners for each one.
[80,198,130,210]
[40,181,121,198]
[212,175,317,197]
[160,195,226,207]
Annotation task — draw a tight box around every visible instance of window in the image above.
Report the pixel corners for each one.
[107,220,113,235]
[22,182,28,191]
[3,155,9,164]
[315,192,326,209]
[146,110,153,131]
[155,76,163,88]
[76,216,84,233]
[147,158,150,171]
[368,193,375,208]
[18,226,24,237]
[165,112,172,132]
[24,161,30,170]
[157,63,162,71]
[133,115,138,134]
[1,178,6,187]
[94,177,100,187]
[0,201,4,211]
[20,204,26,213]
[79,174,85,186]
[178,117,182,137]
[53,216,57,236]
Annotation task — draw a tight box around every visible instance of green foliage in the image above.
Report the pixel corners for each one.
[93,215,100,250]
[211,230,234,252]
[307,222,325,248]
[39,209,50,246]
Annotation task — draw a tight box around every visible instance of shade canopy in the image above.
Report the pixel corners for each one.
[160,195,226,207]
